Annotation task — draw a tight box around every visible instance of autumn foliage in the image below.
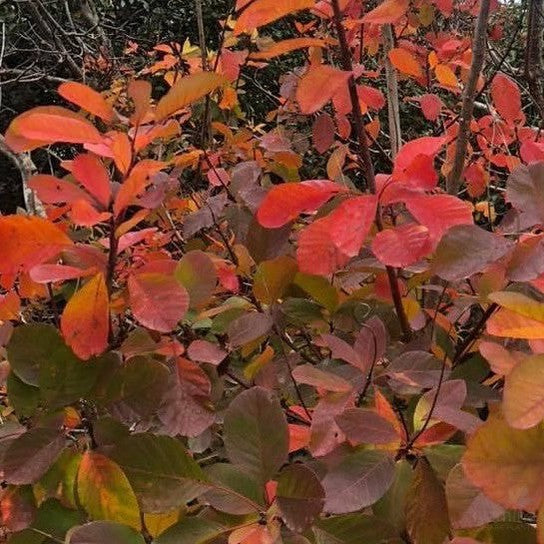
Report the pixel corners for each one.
[0,0,543,543]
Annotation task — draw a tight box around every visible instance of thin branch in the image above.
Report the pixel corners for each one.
[330,0,412,341]
[446,0,491,194]
[383,24,402,158]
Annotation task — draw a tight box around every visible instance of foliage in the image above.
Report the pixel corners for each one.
[0,0,543,543]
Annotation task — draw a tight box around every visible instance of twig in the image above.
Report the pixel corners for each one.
[330,0,412,341]
[446,0,491,194]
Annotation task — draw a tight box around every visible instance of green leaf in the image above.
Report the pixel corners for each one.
[8,498,84,544]
[463,521,537,543]
[110,433,209,513]
[277,464,325,533]
[373,460,414,534]
[405,458,450,544]
[3,428,65,485]
[77,451,141,530]
[96,356,169,418]
[154,517,225,544]
[7,373,40,417]
[293,273,338,312]
[223,386,288,483]
[312,514,403,544]
[7,324,60,385]
[203,463,264,515]
[253,256,298,304]
[66,521,146,544]
[7,323,101,407]
[37,449,81,508]
[322,450,395,514]
[175,250,217,308]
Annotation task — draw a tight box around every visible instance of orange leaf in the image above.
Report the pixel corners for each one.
[9,107,103,147]
[128,80,152,125]
[61,273,109,360]
[155,72,226,121]
[58,81,116,123]
[111,132,132,175]
[28,174,93,205]
[0,292,20,320]
[234,0,314,35]
[363,0,409,23]
[435,64,458,87]
[297,65,351,115]
[0,216,73,274]
[388,48,422,77]
[250,37,327,60]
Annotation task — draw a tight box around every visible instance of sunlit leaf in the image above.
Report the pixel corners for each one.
[257,180,343,228]
[77,451,140,529]
[463,413,544,510]
[297,65,351,114]
[234,0,314,35]
[58,81,116,123]
[60,273,109,360]
[0,215,73,275]
[155,72,226,120]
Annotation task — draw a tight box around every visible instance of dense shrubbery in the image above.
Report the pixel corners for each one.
[1,0,544,543]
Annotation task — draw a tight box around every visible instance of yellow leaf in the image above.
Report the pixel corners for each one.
[435,64,458,87]
[155,72,226,120]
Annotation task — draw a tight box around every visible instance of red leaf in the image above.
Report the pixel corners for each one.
[69,199,111,227]
[405,193,473,244]
[256,180,343,228]
[297,65,351,115]
[29,264,92,284]
[393,136,446,189]
[312,114,336,153]
[363,0,409,23]
[61,273,109,360]
[372,223,432,267]
[419,93,443,121]
[128,270,189,333]
[335,408,399,445]
[296,196,377,276]
[491,73,525,125]
[58,81,116,123]
[71,154,112,208]
[187,340,227,365]
[27,174,92,205]
[158,357,215,437]
[0,216,73,275]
